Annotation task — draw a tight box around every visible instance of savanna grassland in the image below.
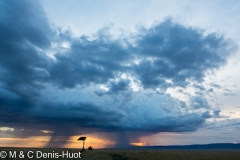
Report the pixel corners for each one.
[1,148,240,160]
[82,149,240,160]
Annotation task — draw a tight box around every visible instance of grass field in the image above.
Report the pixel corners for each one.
[1,148,240,160]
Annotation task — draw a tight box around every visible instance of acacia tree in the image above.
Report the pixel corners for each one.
[78,137,87,151]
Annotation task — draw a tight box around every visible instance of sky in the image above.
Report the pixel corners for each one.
[0,0,240,148]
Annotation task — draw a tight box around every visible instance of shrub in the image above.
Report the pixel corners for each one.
[88,146,93,150]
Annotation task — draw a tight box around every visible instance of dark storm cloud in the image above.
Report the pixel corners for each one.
[191,96,210,109]
[129,113,207,132]
[49,34,132,88]
[32,101,125,127]
[95,79,130,96]
[201,111,212,119]
[0,0,52,113]
[0,0,236,145]
[107,79,130,93]
[134,19,233,88]
[47,19,234,90]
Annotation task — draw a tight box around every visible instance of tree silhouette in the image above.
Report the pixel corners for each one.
[78,137,87,151]
[88,146,93,150]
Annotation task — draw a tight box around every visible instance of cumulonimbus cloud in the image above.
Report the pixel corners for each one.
[0,0,237,146]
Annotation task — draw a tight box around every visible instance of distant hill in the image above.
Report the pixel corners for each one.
[132,143,240,150]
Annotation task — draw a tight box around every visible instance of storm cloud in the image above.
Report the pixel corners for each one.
[0,0,236,147]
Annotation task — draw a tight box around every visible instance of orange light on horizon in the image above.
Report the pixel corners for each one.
[0,134,115,149]
[0,136,51,148]
[233,142,238,144]
[66,135,115,149]
[130,142,146,146]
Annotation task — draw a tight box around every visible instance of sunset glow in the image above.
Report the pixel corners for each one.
[130,142,146,147]
[0,137,50,148]
[0,135,114,149]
